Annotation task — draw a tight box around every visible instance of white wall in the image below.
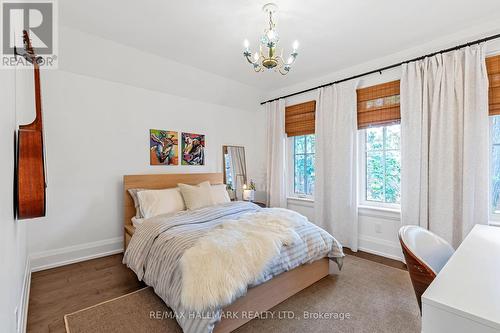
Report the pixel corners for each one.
[25,27,267,271]
[57,27,262,112]
[288,199,403,260]
[0,70,29,332]
[280,37,500,261]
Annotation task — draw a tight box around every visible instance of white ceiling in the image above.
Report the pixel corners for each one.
[60,0,500,92]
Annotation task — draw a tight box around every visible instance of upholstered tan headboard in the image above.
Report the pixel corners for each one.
[123,173,223,229]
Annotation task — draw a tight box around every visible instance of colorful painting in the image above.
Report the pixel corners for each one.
[181,132,205,165]
[150,129,178,165]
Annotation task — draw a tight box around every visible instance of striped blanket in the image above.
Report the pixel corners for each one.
[123,201,344,333]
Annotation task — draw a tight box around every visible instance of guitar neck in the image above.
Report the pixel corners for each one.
[18,29,43,131]
[19,62,43,131]
[33,64,43,130]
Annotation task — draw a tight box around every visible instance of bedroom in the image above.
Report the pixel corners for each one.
[1,0,500,332]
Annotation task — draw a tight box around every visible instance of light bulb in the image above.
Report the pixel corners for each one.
[253,53,259,62]
[287,56,294,65]
[293,40,299,51]
[244,39,249,49]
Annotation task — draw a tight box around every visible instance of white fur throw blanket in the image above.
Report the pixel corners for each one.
[180,208,308,311]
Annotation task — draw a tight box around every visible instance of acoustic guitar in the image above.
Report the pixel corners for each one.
[15,30,47,219]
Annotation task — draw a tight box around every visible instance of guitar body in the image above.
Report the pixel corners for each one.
[17,127,46,219]
[15,30,47,219]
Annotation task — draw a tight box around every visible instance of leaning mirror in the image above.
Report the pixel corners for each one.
[222,145,247,200]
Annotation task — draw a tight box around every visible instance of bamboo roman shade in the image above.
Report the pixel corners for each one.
[285,101,316,136]
[283,55,499,135]
[357,80,400,129]
[487,55,500,116]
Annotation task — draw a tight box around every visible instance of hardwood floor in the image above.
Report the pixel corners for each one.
[27,250,405,332]
[343,248,407,270]
[27,254,144,333]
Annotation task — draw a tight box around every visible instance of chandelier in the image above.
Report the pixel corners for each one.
[243,3,299,75]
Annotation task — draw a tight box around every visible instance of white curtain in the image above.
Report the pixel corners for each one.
[400,45,489,248]
[315,81,359,251]
[265,99,287,208]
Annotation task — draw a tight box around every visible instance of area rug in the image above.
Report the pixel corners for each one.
[64,287,181,333]
[64,255,421,333]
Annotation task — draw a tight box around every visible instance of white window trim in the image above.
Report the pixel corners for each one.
[287,137,314,201]
[490,200,500,225]
[287,197,314,207]
[490,215,500,226]
[357,128,401,211]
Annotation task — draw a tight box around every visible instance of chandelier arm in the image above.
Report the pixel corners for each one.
[276,55,284,66]
[279,68,289,75]
[244,51,260,65]
[245,55,255,65]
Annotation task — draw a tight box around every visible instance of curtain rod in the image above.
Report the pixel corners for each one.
[260,32,500,105]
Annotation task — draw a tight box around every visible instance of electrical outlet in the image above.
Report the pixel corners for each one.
[375,223,382,234]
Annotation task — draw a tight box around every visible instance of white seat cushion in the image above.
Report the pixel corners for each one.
[399,225,455,275]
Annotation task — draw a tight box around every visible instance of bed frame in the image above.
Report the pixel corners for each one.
[123,173,330,333]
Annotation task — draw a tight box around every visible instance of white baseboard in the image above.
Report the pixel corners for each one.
[358,235,404,262]
[19,259,31,333]
[30,237,124,272]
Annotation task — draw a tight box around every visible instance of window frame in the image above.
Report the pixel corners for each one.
[490,116,500,223]
[358,125,401,210]
[287,135,315,200]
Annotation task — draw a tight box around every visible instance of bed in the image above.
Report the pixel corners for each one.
[122,173,344,333]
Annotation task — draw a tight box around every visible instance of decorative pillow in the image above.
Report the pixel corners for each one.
[136,187,186,219]
[178,181,215,210]
[128,188,147,218]
[211,184,231,205]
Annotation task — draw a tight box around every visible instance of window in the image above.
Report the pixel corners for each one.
[360,124,401,207]
[285,100,316,200]
[292,134,315,197]
[491,116,500,215]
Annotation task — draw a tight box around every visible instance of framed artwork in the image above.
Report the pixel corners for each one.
[150,129,178,165]
[181,132,205,165]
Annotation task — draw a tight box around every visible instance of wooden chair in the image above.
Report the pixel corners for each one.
[398,226,454,312]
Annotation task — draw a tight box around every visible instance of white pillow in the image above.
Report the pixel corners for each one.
[137,188,186,219]
[211,184,231,204]
[128,188,147,218]
[131,216,145,228]
[178,181,215,210]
